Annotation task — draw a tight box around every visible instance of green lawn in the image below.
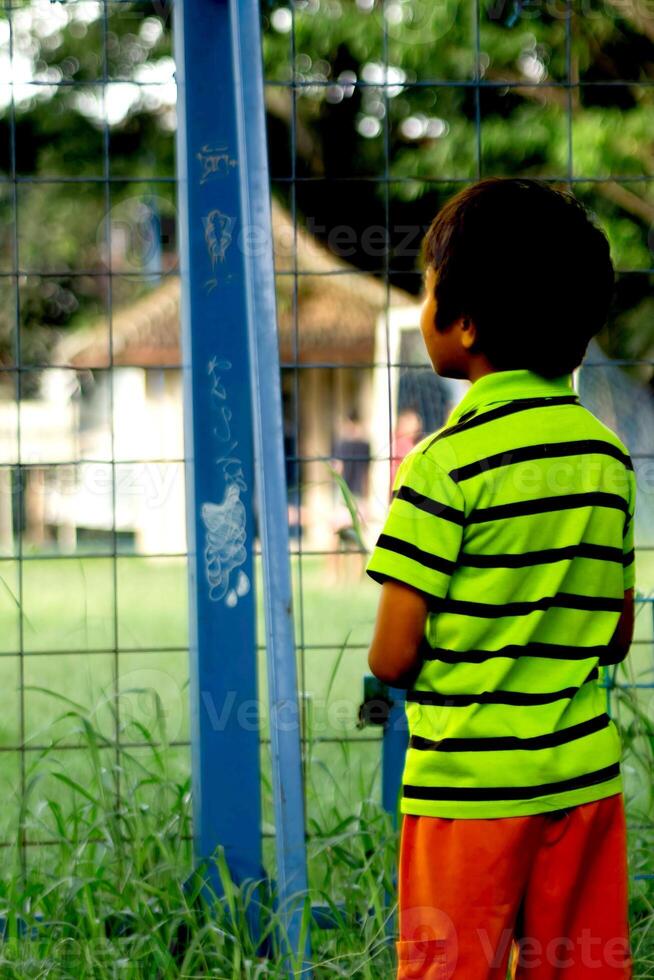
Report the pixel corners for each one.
[0,552,385,852]
[0,551,653,975]
[1,550,653,846]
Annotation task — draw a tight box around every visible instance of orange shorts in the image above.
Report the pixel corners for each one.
[397,792,632,979]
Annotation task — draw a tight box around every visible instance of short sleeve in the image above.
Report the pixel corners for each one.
[365,448,465,600]
[623,466,637,591]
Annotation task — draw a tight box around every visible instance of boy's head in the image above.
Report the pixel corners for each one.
[419,177,615,381]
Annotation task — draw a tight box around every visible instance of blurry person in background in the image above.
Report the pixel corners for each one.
[390,407,424,495]
[328,410,371,583]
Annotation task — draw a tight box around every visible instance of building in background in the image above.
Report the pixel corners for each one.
[3,201,414,554]
[3,203,651,560]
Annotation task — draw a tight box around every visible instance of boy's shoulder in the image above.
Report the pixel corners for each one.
[394,431,462,494]
[401,400,633,486]
[392,431,459,495]
[576,405,632,459]
[400,431,454,475]
[408,431,443,459]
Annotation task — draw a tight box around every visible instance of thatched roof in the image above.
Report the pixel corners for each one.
[52,199,412,369]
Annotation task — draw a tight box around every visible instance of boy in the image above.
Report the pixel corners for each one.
[365,178,636,979]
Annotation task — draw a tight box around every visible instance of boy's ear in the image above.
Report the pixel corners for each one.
[460,316,478,351]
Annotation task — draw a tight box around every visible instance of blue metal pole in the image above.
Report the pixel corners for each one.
[382,688,408,947]
[173,0,263,898]
[382,687,408,827]
[229,0,311,968]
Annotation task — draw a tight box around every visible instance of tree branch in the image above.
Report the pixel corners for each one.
[485,69,654,224]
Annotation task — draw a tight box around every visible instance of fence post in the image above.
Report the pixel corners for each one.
[174,0,310,968]
[173,0,263,896]
[229,0,311,967]
[382,687,407,947]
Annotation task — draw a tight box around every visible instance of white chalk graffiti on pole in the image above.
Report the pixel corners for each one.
[196,141,236,293]
[201,357,251,607]
[196,144,237,185]
[202,209,234,293]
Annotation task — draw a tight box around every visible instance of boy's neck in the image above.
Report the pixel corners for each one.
[465,358,498,384]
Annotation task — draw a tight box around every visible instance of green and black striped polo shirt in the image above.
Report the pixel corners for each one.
[366,369,636,818]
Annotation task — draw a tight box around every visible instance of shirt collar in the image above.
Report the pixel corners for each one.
[447,369,577,425]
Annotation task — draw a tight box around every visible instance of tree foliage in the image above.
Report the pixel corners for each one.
[0,0,652,387]
[0,1,175,388]
[262,0,654,378]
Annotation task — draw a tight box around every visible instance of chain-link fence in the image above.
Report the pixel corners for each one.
[1,0,652,907]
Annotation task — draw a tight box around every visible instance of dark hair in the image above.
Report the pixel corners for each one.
[421,178,614,378]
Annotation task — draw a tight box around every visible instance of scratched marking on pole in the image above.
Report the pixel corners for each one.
[196,143,238,184]
[196,143,236,292]
[201,356,251,606]
[202,209,235,293]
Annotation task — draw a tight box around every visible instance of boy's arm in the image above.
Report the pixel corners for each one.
[368,579,428,688]
[598,588,634,667]
[365,448,464,687]
[600,462,637,667]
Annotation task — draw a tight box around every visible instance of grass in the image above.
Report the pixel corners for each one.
[0,739,398,978]
[0,548,653,976]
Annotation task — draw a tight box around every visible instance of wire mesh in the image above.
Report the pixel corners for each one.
[0,0,652,897]
[0,0,186,868]
[260,0,654,881]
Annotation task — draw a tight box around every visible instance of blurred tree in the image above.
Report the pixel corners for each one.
[261,0,654,382]
[0,0,175,392]
[0,0,652,389]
